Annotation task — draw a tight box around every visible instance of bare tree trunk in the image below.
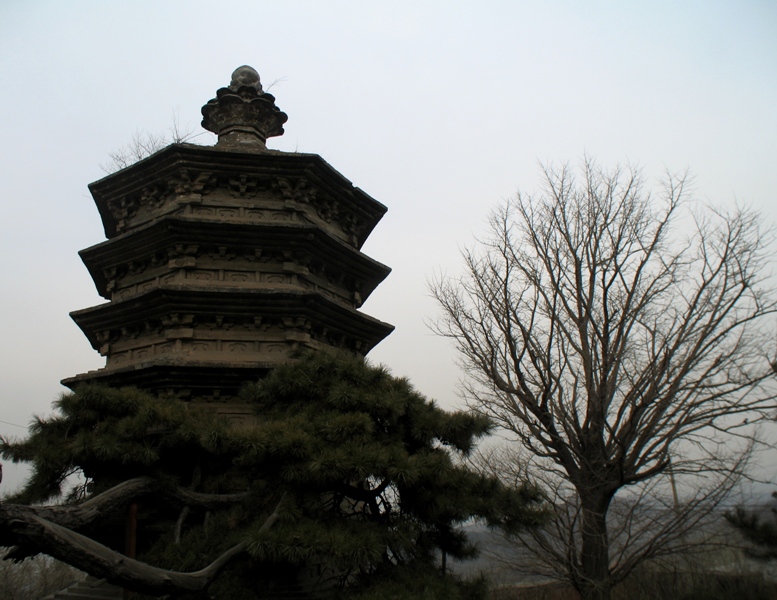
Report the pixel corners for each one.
[580,497,612,600]
[125,502,138,559]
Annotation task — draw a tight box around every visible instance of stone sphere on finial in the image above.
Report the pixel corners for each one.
[229,66,262,92]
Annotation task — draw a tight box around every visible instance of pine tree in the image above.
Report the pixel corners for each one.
[726,491,777,561]
[1,351,546,598]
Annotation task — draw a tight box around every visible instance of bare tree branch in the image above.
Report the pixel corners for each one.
[0,493,283,596]
[7,477,251,534]
[99,110,209,174]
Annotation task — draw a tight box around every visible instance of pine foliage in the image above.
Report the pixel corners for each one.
[2,385,230,504]
[726,491,777,561]
[1,350,546,598]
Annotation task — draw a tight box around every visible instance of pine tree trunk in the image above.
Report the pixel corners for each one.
[579,498,612,600]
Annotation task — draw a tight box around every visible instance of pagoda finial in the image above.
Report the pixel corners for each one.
[201,66,288,150]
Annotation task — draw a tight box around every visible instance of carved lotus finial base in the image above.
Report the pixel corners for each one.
[201,66,288,150]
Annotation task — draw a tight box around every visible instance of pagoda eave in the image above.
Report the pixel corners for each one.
[61,359,275,393]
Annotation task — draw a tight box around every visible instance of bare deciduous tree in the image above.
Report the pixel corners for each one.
[100,111,205,174]
[431,160,777,600]
[0,549,80,600]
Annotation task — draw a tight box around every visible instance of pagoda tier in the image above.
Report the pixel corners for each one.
[64,66,393,409]
[62,286,392,410]
[88,144,388,248]
[77,216,390,309]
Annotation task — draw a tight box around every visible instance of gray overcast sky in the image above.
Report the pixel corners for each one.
[1,1,776,493]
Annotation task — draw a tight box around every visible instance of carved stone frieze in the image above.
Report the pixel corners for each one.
[140,185,165,210]
[274,176,315,205]
[207,246,238,261]
[228,174,260,198]
[341,211,369,241]
[107,170,216,233]
[166,169,216,197]
[108,196,139,233]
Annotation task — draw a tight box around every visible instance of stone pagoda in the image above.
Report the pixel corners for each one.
[63,66,393,419]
